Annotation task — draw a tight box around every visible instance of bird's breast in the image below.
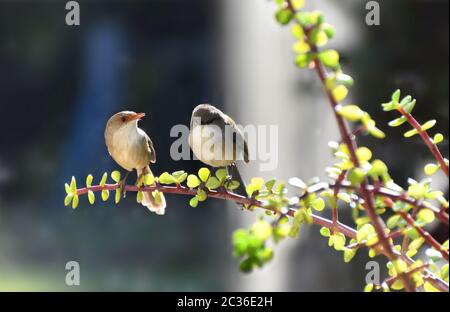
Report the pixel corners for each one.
[107,126,150,171]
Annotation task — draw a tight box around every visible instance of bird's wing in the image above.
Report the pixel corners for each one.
[223,114,250,163]
[144,132,157,163]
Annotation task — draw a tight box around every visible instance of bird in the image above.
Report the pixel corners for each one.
[188,104,249,195]
[104,111,166,215]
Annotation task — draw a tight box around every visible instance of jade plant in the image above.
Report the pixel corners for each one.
[64,0,449,292]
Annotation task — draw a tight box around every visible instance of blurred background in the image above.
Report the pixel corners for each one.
[0,0,447,291]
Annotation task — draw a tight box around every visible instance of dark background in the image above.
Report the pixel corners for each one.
[0,0,447,291]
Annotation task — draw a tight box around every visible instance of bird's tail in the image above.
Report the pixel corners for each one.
[137,166,166,215]
[226,163,247,198]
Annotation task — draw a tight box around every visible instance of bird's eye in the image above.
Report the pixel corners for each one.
[121,117,126,122]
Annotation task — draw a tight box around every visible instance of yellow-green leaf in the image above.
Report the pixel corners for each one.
[111,170,121,183]
[198,168,211,182]
[86,174,93,188]
[187,174,201,188]
[336,105,364,122]
[101,189,109,201]
[417,209,435,224]
[332,85,348,102]
[88,190,95,204]
[72,195,79,209]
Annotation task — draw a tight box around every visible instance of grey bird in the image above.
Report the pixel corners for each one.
[189,104,249,195]
[104,111,166,215]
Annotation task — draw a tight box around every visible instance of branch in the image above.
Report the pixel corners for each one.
[397,107,449,177]
[73,181,449,292]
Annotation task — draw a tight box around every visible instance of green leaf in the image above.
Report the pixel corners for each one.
[115,189,121,204]
[331,233,346,251]
[64,194,73,206]
[196,189,208,202]
[408,184,426,199]
[421,120,436,131]
[251,220,273,241]
[172,171,187,184]
[239,258,253,273]
[291,24,305,39]
[144,173,156,185]
[388,116,407,127]
[344,248,357,263]
[404,128,419,138]
[295,53,312,68]
[72,195,79,209]
[100,172,108,187]
[70,176,77,192]
[101,190,109,201]
[275,8,293,25]
[348,168,366,185]
[357,224,375,242]
[189,196,199,208]
[65,183,71,195]
[320,227,331,237]
[356,147,372,162]
[368,159,388,177]
[292,41,310,53]
[198,167,211,182]
[423,282,439,292]
[310,29,328,47]
[265,179,276,191]
[205,177,221,190]
[111,170,121,183]
[288,177,306,189]
[136,191,143,204]
[335,73,354,87]
[433,133,444,144]
[322,23,335,39]
[403,99,416,113]
[364,283,374,292]
[336,105,364,122]
[318,49,339,68]
[187,174,201,188]
[425,248,442,262]
[291,0,305,9]
[441,264,449,281]
[158,172,177,185]
[387,215,402,229]
[400,95,412,107]
[246,177,264,196]
[215,168,228,182]
[226,180,241,191]
[86,174,93,188]
[424,163,439,176]
[417,209,435,224]
[311,198,325,211]
[391,89,401,103]
[88,190,95,204]
[331,85,348,102]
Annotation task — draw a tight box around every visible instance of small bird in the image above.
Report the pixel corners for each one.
[189,104,249,195]
[104,111,166,215]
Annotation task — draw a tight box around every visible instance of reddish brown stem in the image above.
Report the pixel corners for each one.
[398,107,449,177]
[74,181,449,291]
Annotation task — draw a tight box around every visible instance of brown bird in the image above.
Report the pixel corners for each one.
[189,104,249,196]
[104,111,166,215]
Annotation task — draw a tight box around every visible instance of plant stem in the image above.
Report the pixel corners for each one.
[75,181,449,291]
[398,107,449,177]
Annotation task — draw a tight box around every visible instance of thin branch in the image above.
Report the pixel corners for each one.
[398,107,449,177]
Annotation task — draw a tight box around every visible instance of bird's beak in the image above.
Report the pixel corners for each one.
[127,112,146,121]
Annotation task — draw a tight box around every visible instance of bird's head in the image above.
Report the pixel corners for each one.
[105,111,146,136]
[191,104,223,126]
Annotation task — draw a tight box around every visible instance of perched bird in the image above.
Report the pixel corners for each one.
[104,111,166,215]
[189,104,249,195]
